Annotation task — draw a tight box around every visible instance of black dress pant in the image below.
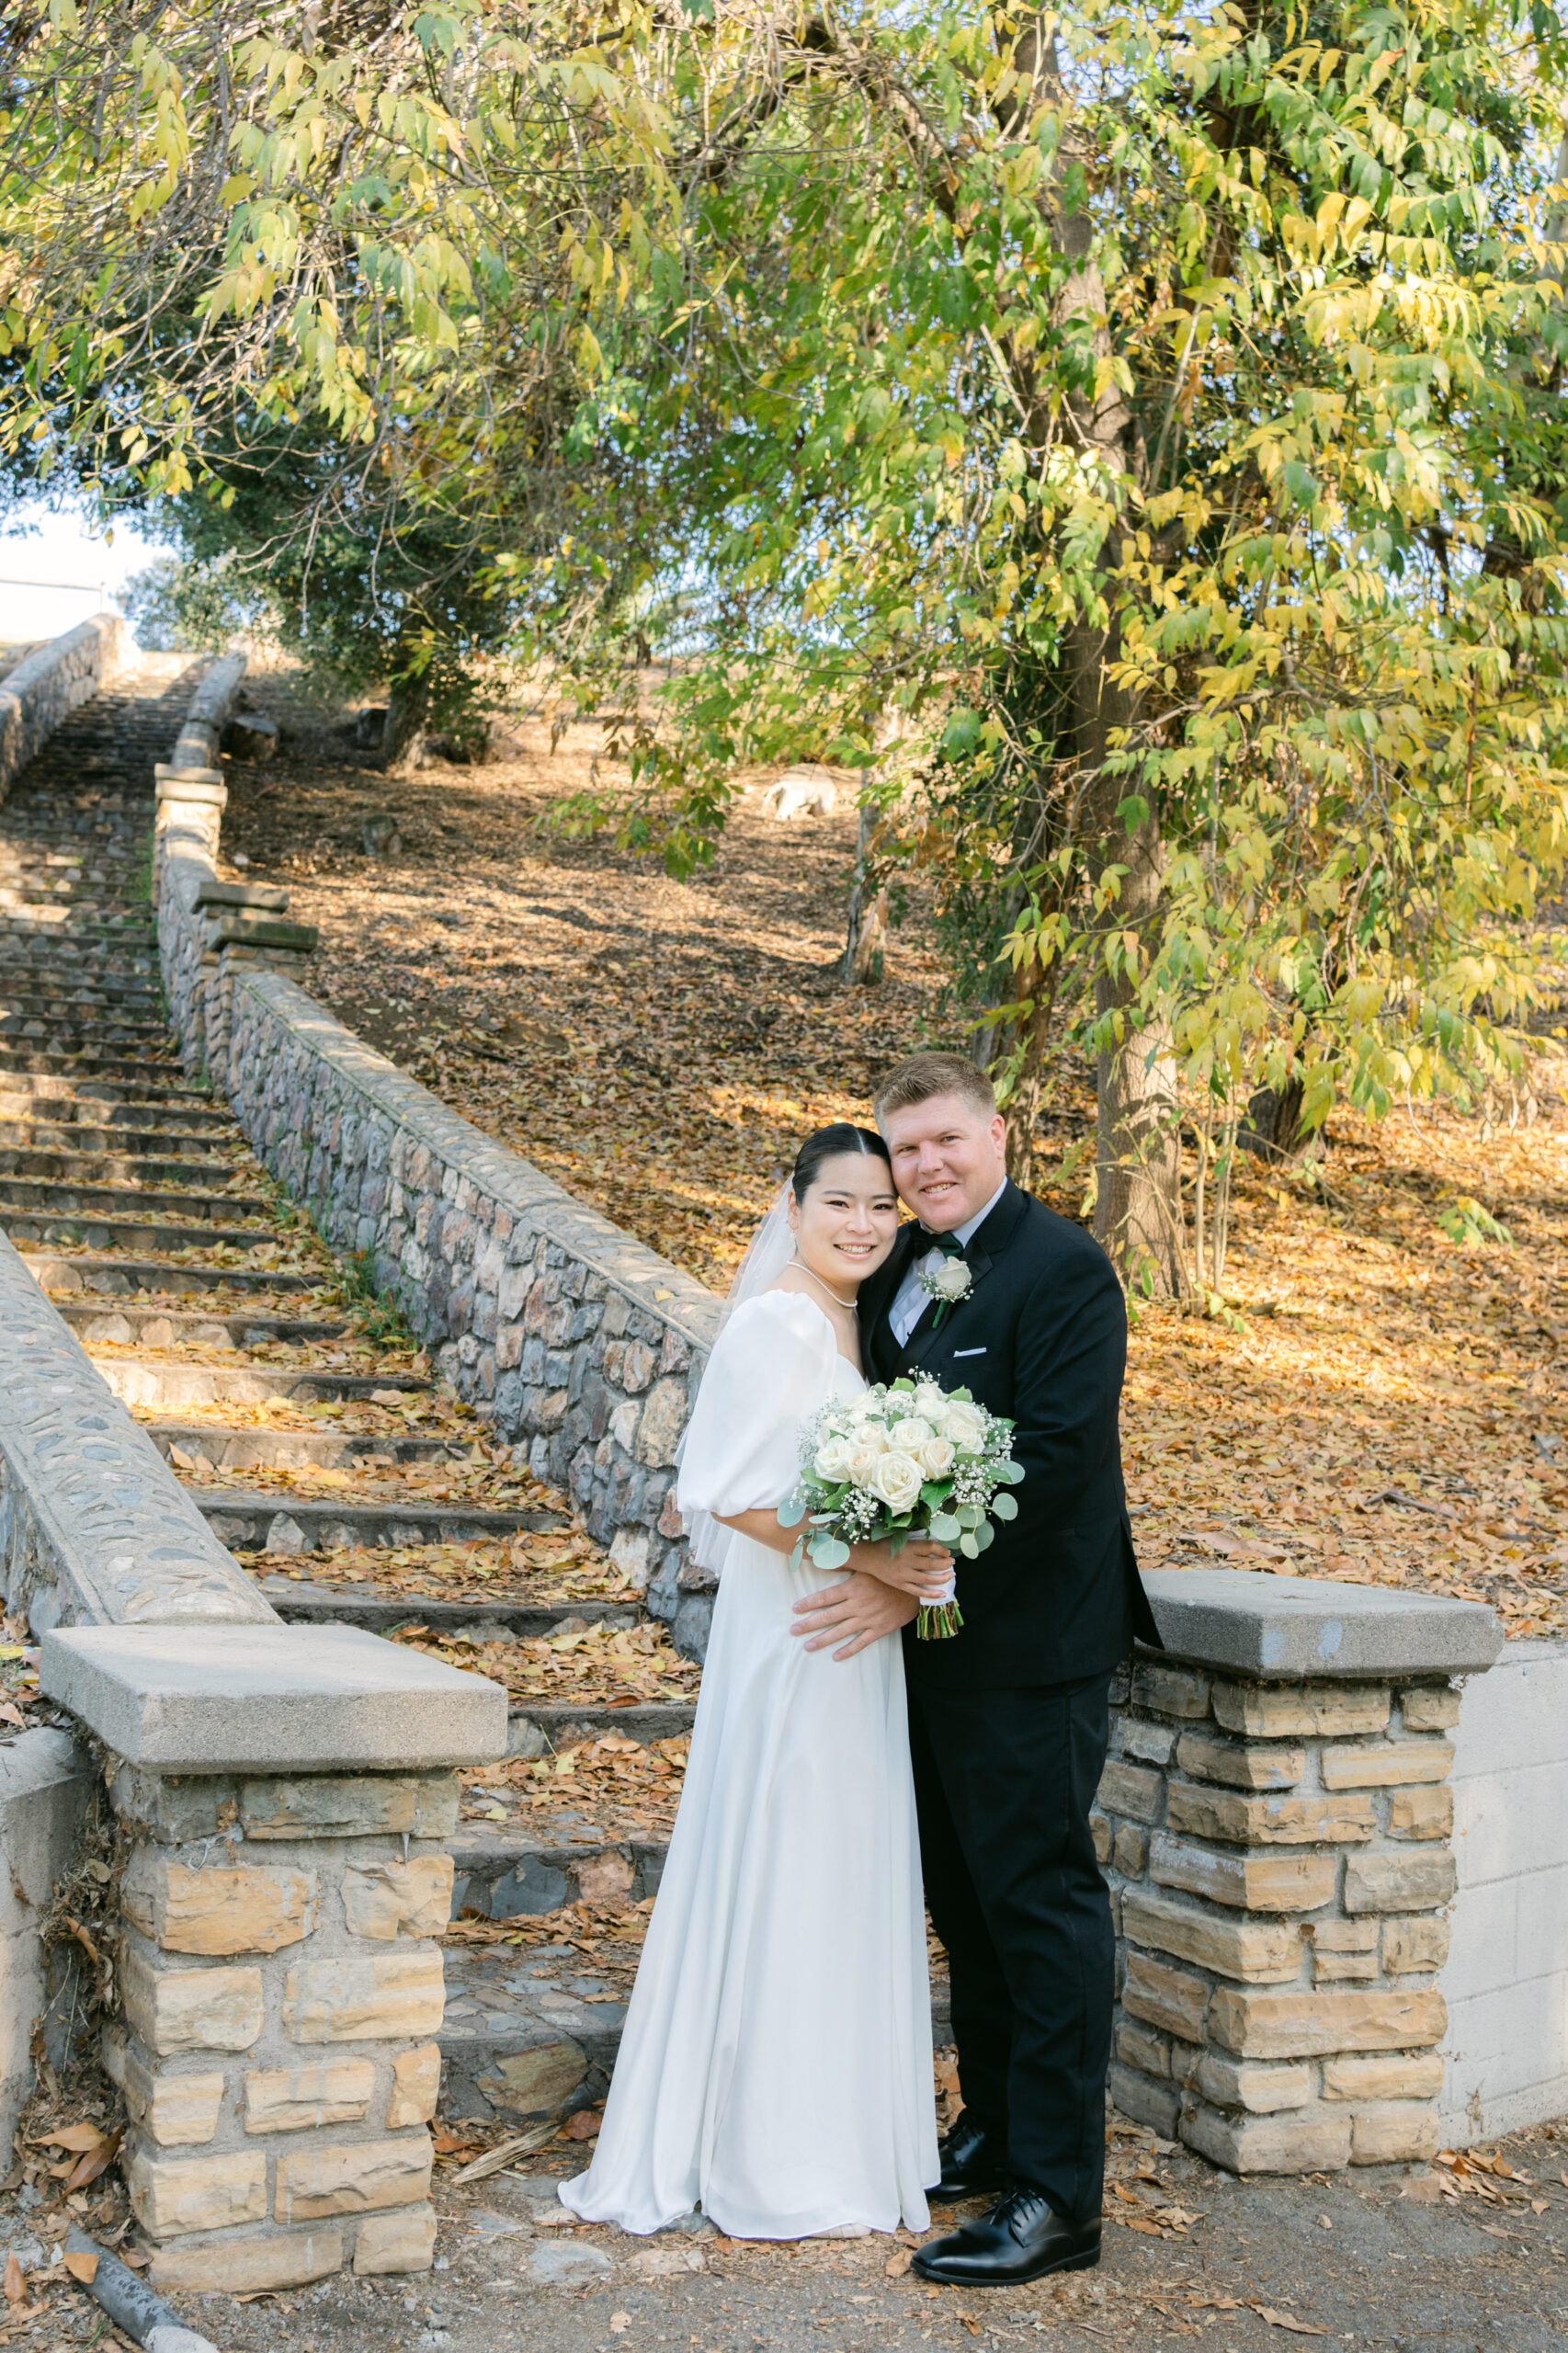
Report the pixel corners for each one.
[908,1673,1114,2224]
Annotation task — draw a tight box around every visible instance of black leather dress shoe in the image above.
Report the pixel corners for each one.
[912,2186,1101,2285]
[925,2115,1010,2202]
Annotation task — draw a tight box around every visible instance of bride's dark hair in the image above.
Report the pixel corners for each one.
[790,1122,892,1199]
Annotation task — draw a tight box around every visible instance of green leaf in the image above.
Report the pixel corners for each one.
[776,1494,807,1529]
[991,1492,1019,1520]
[808,1534,852,1570]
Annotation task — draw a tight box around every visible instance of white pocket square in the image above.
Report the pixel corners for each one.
[950,1347,987,1358]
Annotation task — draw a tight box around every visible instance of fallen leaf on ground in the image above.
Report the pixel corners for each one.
[65,2129,123,2191]
[884,2250,913,2278]
[2,2255,23,2304]
[34,2124,108,2153]
[62,2252,98,2284]
[610,2316,631,2334]
[560,2107,604,2142]
[1254,2311,1329,2337]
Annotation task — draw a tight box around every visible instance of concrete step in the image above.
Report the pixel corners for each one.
[97,1358,429,1411]
[0,1116,237,1154]
[201,1493,570,1551]
[448,1826,666,1923]
[513,1702,696,1746]
[0,1100,233,1134]
[0,1144,252,1186]
[257,1585,632,1638]
[437,1946,952,2123]
[0,1173,272,1217]
[146,1420,464,1470]
[24,1249,317,1296]
[2,1210,279,1253]
[0,988,165,1016]
[58,1302,347,1347]
[0,1049,198,1087]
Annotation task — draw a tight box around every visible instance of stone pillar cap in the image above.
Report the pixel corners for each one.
[40,1623,508,1772]
[155,769,227,801]
[1142,1566,1503,1680]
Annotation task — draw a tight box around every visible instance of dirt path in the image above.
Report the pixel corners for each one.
[6,2120,1565,2352]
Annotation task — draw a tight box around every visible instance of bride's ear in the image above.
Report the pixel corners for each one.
[786,1186,801,1233]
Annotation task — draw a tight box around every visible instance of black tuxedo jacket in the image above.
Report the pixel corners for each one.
[858,1180,1160,1692]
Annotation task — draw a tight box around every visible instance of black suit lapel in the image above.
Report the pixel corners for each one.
[900,1181,1030,1370]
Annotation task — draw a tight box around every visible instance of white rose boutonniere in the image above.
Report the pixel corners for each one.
[918,1252,972,1329]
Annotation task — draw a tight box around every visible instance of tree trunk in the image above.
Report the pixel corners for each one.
[382,673,430,774]
[842,791,887,983]
[1039,43,1185,1295]
[1237,1077,1308,1163]
[1002,960,1058,1184]
[1087,790,1187,1295]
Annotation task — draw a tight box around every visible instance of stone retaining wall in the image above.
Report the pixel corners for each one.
[0,613,136,802]
[153,717,722,1645]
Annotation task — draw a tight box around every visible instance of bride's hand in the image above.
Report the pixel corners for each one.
[848,1536,954,1601]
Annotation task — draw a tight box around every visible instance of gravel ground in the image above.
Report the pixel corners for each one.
[6,2124,1567,2353]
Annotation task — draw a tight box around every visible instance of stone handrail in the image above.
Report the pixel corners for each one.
[0,1233,274,1631]
[153,657,723,1643]
[0,612,137,803]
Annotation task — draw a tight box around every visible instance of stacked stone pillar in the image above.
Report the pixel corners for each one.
[1102,1572,1500,2172]
[40,1621,506,2290]
[107,1766,454,2293]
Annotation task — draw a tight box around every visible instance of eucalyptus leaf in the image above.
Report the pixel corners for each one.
[991,1492,1018,1520]
[808,1535,852,1570]
[959,1532,980,1559]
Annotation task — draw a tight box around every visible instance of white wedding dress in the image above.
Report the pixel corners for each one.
[560,1289,937,2239]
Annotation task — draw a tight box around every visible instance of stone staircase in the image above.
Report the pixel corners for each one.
[0,672,701,2132]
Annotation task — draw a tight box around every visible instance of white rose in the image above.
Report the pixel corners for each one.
[917,1435,955,1480]
[868,1450,924,1513]
[910,1382,949,1422]
[943,1402,988,1452]
[846,1441,889,1484]
[845,1394,878,1424]
[888,1416,934,1453]
[814,1437,858,1482]
[855,1419,891,1455]
[928,1258,971,1301]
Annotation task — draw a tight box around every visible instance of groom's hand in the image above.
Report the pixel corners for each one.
[791,1573,918,1661]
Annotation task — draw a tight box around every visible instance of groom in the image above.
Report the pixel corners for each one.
[792,1051,1159,2284]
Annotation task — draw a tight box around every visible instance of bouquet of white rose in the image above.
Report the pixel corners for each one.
[777,1376,1024,1638]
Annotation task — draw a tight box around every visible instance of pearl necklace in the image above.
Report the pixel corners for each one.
[794,1257,857,1312]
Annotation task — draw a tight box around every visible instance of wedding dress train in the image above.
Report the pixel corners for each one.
[559,1288,937,2239]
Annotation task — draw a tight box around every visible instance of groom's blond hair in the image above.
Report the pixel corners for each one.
[873,1051,996,1128]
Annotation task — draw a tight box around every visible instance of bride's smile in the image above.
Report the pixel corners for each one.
[783,1152,900,1300]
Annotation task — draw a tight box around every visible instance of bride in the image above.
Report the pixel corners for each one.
[560,1122,953,2240]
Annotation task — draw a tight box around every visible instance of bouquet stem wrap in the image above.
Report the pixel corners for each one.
[778,1377,1024,1640]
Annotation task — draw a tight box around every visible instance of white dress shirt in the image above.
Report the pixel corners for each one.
[887,1178,1008,1347]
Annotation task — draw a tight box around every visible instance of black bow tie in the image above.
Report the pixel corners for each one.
[919,1228,966,1260]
